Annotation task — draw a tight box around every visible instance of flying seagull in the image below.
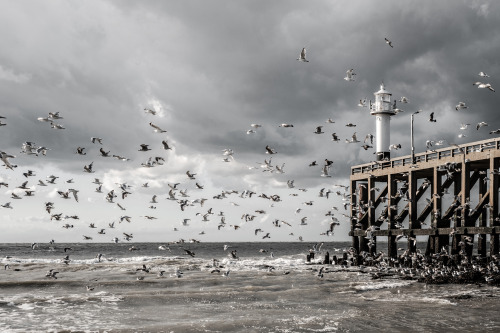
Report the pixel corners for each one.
[344,69,356,81]
[296,47,309,62]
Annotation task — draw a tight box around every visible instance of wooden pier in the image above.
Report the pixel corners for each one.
[349,137,500,259]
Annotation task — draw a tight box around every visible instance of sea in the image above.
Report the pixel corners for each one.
[1,241,499,333]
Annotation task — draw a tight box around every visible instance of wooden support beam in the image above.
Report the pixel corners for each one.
[367,177,376,255]
[491,157,499,256]
[350,179,359,255]
[392,180,430,224]
[387,174,398,258]
[373,184,388,208]
[478,173,487,257]
[408,171,418,252]
[358,183,369,254]
[452,171,462,255]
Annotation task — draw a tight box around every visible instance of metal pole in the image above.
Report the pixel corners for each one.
[411,114,415,164]
[411,111,419,164]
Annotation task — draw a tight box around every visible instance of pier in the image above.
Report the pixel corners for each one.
[349,137,500,259]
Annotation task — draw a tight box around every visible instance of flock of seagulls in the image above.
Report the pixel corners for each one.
[0,35,498,263]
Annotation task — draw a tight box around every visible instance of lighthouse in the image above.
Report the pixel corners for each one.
[370,83,396,161]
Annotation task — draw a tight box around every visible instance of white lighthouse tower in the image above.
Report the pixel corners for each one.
[370,83,396,161]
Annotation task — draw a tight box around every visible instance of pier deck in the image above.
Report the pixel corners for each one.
[349,137,500,258]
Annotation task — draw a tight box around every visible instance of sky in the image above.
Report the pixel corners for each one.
[0,0,499,244]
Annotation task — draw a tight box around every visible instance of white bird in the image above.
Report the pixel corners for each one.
[250,124,262,128]
[144,108,157,115]
[0,151,16,170]
[149,122,167,133]
[344,69,356,81]
[346,132,359,143]
[455,102,467,110]
[473,81,495,92]
[477,121,488,130]
[399,96,409,103]
[296,47,309,62]
[459,123,470,130]
[321,165,331,178]
[478,71,489,78]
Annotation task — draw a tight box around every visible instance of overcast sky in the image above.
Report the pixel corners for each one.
[0,0,498,244]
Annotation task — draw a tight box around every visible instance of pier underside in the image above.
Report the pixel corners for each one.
[349,138,500,259]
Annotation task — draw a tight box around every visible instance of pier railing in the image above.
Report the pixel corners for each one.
[351,137,500,175]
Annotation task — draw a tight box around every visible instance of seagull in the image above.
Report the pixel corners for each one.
[83,162,94,173]
[278,123,294,128]
[455,102,467,111]
[331,133,340,142]
[161,140,172,150]
[384,37,393,48]
[50,122,65,130]
[138,144,151,151]
[429,112,436,122]
[478,71,489,78]
[99,148,110,157]
[186,170,196,179]
[358,99,367,107]
[314,126,324,134]
[325,118,335,123]
[344,69,356,81]
[346,132,359,143]
[265,145,277,154]
[144,108,157,115]
[460,123,470,130]
[296,47,309,62]
[149,122,166,133]
[0,151,16,170]
[91,137,103,144]
[400,96,409,103]
[321,165,331,178]
[75,147,86,155]
[477,121,488,130]
[473,81,495,92]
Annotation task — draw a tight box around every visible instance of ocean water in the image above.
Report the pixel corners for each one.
[1,242,499,333]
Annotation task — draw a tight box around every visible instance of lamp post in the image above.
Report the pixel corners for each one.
[411,110,420,164]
